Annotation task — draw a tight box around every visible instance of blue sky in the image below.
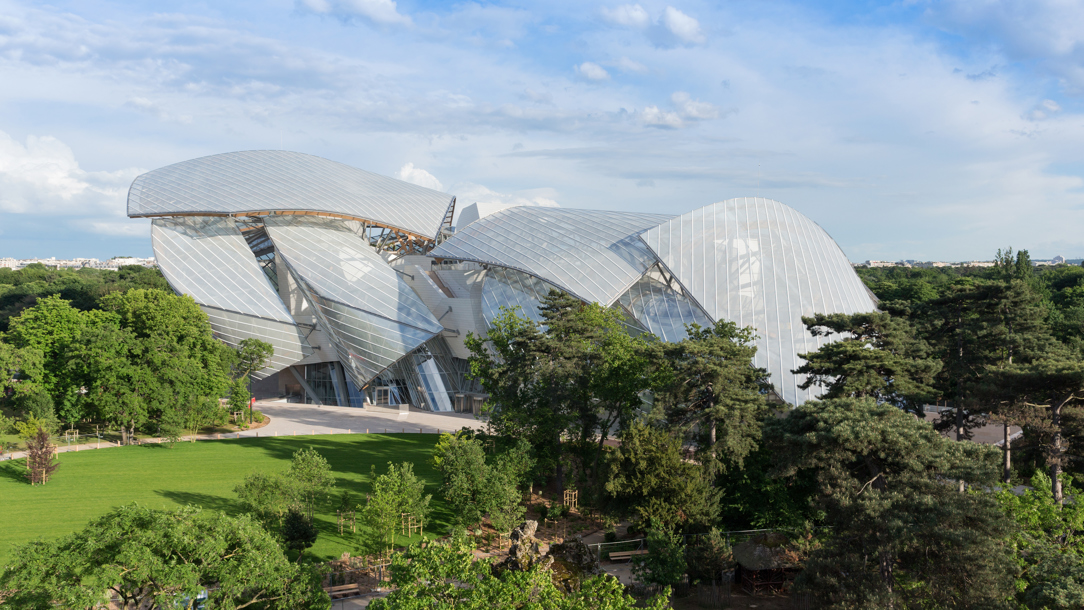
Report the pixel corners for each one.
[1,0,1082,261]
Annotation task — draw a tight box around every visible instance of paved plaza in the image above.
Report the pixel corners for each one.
[247,401,485,438]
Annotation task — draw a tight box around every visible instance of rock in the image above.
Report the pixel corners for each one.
[510,520,538,542]
[549,536,603,578]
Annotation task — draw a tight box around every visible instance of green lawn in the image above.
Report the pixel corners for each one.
[0,434,449,564]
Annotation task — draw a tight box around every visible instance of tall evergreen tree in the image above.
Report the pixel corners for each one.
[793,311,940,414]
[659,320,769,472]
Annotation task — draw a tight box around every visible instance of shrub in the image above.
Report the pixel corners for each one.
[686,528,733,581]
[633,525,687,588]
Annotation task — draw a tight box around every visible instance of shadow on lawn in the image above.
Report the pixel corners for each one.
[155,490,243,515]
[0,460,27,484]
[219,435,456,535]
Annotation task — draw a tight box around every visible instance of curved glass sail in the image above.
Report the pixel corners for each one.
[129,150,454,238]
[616,265,713,343]
[640,198,877,405]
[432,207,671,307]
[262,216,442,387]
[150,217,311,378]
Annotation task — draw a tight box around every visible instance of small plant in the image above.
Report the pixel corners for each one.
[536,503,549,521]
[604,526,618,543]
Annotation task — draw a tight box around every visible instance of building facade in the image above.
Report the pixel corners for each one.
[128,150,877,408]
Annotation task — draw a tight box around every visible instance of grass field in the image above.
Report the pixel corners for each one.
[0,434,449,564]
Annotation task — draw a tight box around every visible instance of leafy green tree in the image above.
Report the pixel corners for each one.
[233,337,274,379]
[359,462,431,556]
[0,341,44,407]
[288,447,334,517]
[632,525,687,588]
[770,398,1017,608]
[234,470,299,530]
[604,421,720,531]
[467,291,658,493]
[0,504,328,610]
[433,431,490,527]
[659,320,768,472]
[368,534,669,610]
[281,507,319,560]
[793,311,941,413]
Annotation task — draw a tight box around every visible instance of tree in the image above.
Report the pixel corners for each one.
[604,422,720,531]
[288,447,334,517]
[235,470,299,531]
[368,534,669,610]
[233,337,274,380]
[467,291,657,494]
[770,398,1017,608]
[433,432,529,533]
[793,311,941,414]
[986,357,1084,503]
[24,427,58,485]
[0,341,44,408]
[632,525,687,588]
[0,504,328,610]
[659,320,769,472]
[359,462,432,556]
[281,507,318,560]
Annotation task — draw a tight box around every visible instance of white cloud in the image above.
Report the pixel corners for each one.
[0,130,142,216]
[1025,98,1062,121]
[575,61,610,81]
[600,4,650,28]
[615,56,649,74]
[395,162,444,191]
[451,182,560,208]
[660,6,705,44]
[641,106,683,128]
[671,91,719,119]
[297,0,411,25]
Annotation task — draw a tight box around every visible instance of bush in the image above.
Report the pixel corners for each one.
[536,504,549,521]
[604,527,618,543]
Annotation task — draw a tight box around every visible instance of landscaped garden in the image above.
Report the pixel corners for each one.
[0,433,449,564]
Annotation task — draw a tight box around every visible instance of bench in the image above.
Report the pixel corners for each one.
[325,583,362,599]
[607,549,649,562]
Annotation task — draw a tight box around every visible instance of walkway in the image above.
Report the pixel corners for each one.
[2,403,485,460]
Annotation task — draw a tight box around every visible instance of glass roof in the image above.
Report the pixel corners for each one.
[639,197,877,405]
[615,265,714,343]
[129,150,454,239]
[430,207,671,307]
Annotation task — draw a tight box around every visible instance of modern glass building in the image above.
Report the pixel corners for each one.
[129,150,876,408]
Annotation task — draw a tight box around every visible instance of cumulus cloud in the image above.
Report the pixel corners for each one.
[1025,99,1062,121]
[297,0,411,25]
[659,6,705,44]
[614,56,649,74]
[0,130,142,217]
[671,91,719,119]
[575,61,610,81]
[600,4,650,28]
[395,162,444,190]
[641,106,683,129]
[603,5,705,47]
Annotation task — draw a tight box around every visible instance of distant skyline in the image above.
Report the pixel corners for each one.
[1,0,1082,262]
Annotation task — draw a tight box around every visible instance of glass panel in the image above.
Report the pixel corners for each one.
[640,197,878,405]
[432,207,671,306]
